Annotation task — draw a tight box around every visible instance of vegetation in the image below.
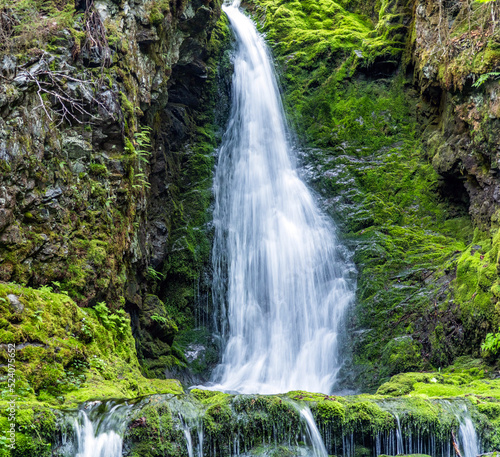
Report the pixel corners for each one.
[0,283,182,408]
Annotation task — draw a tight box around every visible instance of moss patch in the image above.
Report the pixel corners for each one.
[0,282,182,410]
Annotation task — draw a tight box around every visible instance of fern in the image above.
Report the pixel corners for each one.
[472,72,500,88]
[481,328,500,355]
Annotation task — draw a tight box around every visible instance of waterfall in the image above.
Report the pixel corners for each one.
[300,408,328,457]
[456,405,481,457]
[210,0,355,395]
[59,401,131,457]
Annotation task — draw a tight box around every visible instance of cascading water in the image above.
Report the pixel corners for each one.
[300,408,329,457]
[448,402,481,457]
[58,401,131,457]
[210,0,356,395]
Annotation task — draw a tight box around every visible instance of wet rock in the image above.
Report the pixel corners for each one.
[0,208,13,232]
[0,56,16,79]
[8,294,24,313]
[136,27,159,45]
[43,187,63,201]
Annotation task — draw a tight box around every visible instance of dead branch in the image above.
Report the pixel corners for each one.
[22,54,112,126]
[81,0,111,73]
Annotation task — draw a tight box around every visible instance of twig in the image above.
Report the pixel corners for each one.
[23,55,112,126]
[451,430,463,457]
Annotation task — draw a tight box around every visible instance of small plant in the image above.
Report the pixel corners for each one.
[481,328,500,356]
[93,301,129,336]
[108,309,129,335]
[78,317,93,341]
[472,72,500,88]
[134,126,152,166]
[39,284,53,293]
[90,355,107,371]
[94,301,111,326]
[146,266,165,282]
[126,126,152,191]
[33,309,44,328]
[150,313,176,331]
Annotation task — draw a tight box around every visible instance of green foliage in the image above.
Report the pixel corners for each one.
[125,126,152,191]
[146,266,165,282]
[94,301,129,336]
[89,163,109,177]
[472,72,500,88]
[150,313,171,326]
[481,328,500,356]
[0,0,76,53]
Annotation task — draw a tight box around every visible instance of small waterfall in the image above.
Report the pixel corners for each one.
[394,413,404,455]
[211,0,355,396]
[171,397,205,457]
[300,408,328,457]
[456,405,481,457]
[58,401,131,457]
[179,412,204,457]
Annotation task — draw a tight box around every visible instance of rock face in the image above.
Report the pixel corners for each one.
[412,0,500,228]
[0,0,229,372]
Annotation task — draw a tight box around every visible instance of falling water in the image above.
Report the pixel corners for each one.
[456,404,481,457]
[300,408,329,457]
[58,401,131,457]
[210,0,355,395]
[172,400,205,457]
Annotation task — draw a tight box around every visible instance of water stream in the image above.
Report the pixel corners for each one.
[210,0,355,396]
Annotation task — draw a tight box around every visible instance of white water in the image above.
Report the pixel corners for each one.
[65,402,131,457]
[210,0,355,395]
[456,405,481,457]
[174,404,205,457]
[300,408,329,457]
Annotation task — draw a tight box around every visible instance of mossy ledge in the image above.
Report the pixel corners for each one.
[0,283,183,406]
[3,374,500,457]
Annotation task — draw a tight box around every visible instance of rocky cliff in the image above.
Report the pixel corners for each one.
[0,0,230,405]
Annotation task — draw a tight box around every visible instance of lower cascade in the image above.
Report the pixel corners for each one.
[58,395,488,457]
[210,0,355,395]
[57,402,132,457]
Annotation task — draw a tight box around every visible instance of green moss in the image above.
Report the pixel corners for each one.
[376,366,500,400]
[0,283,183,409]
[89,163,109,177]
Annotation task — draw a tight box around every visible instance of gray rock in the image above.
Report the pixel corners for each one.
[63,135,92,160]
[43,187,63,201]
[0,208,13,231]
[71,161,87,175]
[0,55,16,78]
[7,294,24,313]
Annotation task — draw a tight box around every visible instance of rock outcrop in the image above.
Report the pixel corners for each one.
[0,0,230,375]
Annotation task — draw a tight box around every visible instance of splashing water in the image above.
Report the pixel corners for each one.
[210,0,355,395]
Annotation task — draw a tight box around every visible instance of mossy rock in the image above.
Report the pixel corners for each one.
[0,283,183,410]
